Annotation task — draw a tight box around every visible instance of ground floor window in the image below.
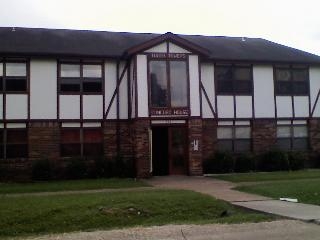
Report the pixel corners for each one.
[60,123,103,157]
[0,123,28,159]
[217,121,251,152]
[276,120,308,151]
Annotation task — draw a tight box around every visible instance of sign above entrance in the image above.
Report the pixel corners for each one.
[150,108,189,116]
[150,53,187,59]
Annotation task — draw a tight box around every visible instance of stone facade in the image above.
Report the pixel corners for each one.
[309,119,320,153]
[133,119,151,178]
[188,118,203,175]
[202,119,217,160]
[252,119,277,152]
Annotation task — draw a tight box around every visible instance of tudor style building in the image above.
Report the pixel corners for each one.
[1,27,320,178]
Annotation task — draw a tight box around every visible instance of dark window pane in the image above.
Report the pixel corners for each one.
[293,138,308,150]
[234,80,251,94]
[293,82,308,95]
[7,130,27,144]
[170,61,188,107]
[83,129,103,143]
[61,143,81,157]
[292,69,308,82]
[234,67,251,81]
[150,61,168,107]
[215,66,232,81]
[276,139,291,150]
[6,144,28,158]
[275,69,291,81]
[0,144,3,158]
[0,130,3,144]
[83,80,102,93]
[217,80,233,94]
[0,77,3,91]
[83,143,103,156]
[217,140,233,151]
[276,81,291,95]
[60,78,81,92]
[61,129,80,143]
[234,140,251,152]
[5,77,27,91]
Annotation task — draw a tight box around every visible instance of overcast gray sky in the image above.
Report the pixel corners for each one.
[1,0,320,55]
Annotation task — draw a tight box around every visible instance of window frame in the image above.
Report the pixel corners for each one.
[58,61,104,95]
[0,59,29,94]
[274,65,309,96]
[215,63,253,96]
[148,54,190,114]
[60,125,104,158]
[217,121,252,152]
[276,120,309,151]
[0,125,29,160]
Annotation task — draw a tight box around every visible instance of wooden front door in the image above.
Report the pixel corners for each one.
[168,127,188,175]
[152,126,188,175]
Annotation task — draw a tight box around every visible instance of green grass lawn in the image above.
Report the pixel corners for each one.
[0,189,272,239]
[211,169,320,206]
[235,178,320,206]
[0,178,148,194]
[211,169,320,182]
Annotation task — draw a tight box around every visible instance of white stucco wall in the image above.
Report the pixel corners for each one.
[217,96,234,118]
[276,96,293,118]
[310,67,320,117]
[6,94,28,119]
[83,95,103,119]
[200,63,215,118]
[253,65,275,118]
[119,61,128,119]
[59,95,80,119]
[30,59,57,119]
[136,55,149,117]
[105,61,117,119]
[236,96,252,118]
[294,96,309,117]
[169,43,190,53]
[189,55,200,116]
[144,42,167,53]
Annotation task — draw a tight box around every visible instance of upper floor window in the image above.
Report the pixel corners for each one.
[150,60,188,108]
[215,64,252,95]
[274,65,309,95]
[59,62,103,93]
[0,61,28,92]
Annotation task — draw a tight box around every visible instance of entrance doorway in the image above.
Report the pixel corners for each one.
[152,126,188,175]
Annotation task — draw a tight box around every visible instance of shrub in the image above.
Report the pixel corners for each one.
[257,150,289,172]
[234,153,254,173]
[113,155,135,178]
[31,159,53,181]
[65,158,88,179]
[203,151,234,174]
[288,151,305,170]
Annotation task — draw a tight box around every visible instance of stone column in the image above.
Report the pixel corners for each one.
[202,119,217,160]
[309,119,320,153]
[252,119,276,152]
[188,118,203,175]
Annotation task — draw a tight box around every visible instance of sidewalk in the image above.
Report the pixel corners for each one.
[145,176,320,222]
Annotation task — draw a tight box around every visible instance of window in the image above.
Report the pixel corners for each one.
[59,63,103,93]
[0,61,28,92]
[0,126,28,159]
[276,121,308,151]
[217,121,251,152]
[150,60,188,108]
[60,126,103,157]
[274,65,309,95]
[215,64,252,95]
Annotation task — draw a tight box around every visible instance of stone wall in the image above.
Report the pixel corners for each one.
[309,119,320,153]
[188,118,203,175]
[252,119,277,152]
[202,119,217,160]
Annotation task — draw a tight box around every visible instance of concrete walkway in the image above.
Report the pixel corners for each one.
[145,176,320,222]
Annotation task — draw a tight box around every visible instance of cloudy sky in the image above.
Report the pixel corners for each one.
[1,0,319,55]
